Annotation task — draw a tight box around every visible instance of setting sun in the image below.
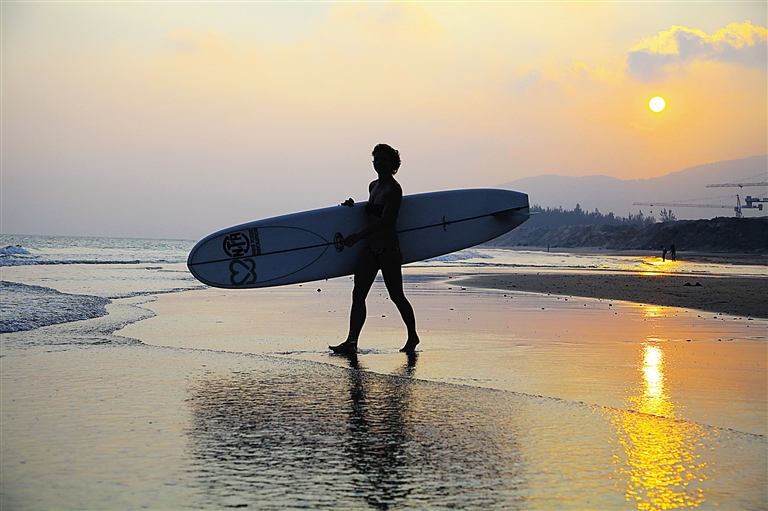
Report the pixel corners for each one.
[649,96,666,113]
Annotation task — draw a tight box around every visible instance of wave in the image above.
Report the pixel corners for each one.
[0,245,31,256]
[0,237,194,267]
[425,249,494,262]
[0,281,111,333]
[0,259,179,267]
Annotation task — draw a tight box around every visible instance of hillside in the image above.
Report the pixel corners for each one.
[486,217,768,253]
[497,155,767,221]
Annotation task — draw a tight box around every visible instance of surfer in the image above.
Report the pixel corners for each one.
[330,144,420,355]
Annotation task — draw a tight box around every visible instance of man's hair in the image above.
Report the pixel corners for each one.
[372,144,401,175]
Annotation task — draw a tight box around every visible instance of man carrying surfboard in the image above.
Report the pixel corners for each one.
[330,144,420,355]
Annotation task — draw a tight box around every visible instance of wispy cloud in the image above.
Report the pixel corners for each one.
[627,21,767,80]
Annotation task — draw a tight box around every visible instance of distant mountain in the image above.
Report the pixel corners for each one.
[497,155,767,220]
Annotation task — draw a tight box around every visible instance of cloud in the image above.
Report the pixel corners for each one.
[627,21,767,80]
[325,1,443,40]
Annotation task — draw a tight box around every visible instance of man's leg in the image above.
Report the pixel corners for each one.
[330,250,378,353]
[380,251,419,352]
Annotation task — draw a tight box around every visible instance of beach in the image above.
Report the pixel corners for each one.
[457,272,767,319]
[6,2,768,508]
[1,237,766,510]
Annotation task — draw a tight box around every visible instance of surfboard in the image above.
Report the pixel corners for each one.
[187,188,529,289]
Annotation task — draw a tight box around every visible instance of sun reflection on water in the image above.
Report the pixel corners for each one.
[638,257,681,276]
[638,344,671,417]
[613,340,710,510]
[642,306,670,319]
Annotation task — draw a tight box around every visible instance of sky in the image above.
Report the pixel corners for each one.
[3,1,766,239]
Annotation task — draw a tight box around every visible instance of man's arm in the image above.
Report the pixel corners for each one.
[344,183,401,246]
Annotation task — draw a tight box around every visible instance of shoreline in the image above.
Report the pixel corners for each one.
[456,272,768,319]
[483,246,768,267]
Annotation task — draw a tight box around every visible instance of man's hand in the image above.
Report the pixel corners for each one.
[344,232,363,247]
[340,198,355,207]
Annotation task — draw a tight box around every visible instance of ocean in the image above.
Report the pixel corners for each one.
[1,234,766,509]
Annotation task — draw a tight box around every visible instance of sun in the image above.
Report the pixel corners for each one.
[649,96,666,113]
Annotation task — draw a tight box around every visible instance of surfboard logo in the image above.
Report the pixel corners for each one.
[334,232,344,252]
[229,258,258,286]
[223,232,251,258]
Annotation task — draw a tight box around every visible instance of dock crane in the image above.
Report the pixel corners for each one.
[635,176,766,219]
[705,182,767,188]
[703,180,767,211]
[633,195,744,218]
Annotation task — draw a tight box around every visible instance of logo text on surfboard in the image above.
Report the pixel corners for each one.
[223,229,262,258]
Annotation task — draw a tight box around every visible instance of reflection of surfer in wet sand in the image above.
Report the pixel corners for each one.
[330,144,420,355]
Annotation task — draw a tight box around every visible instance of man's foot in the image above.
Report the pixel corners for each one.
[399,337,420,353]
[329,340,358,354]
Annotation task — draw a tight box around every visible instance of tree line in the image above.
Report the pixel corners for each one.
[525,204,676,228]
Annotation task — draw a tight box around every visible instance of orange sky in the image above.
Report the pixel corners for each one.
[3,2,766,238]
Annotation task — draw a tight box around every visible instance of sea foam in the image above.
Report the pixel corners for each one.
[0,245,31,256]
[0,281,111,333]
[425,249,493,262]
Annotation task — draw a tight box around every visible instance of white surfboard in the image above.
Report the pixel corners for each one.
[188,188,529,289]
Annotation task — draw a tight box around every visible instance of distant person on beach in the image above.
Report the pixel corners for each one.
[670,244,676,261]
[661,245,667,262]
[330,144,420,355]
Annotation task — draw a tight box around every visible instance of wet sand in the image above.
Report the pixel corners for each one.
[4,343,764,510]
[457,273,768,319]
